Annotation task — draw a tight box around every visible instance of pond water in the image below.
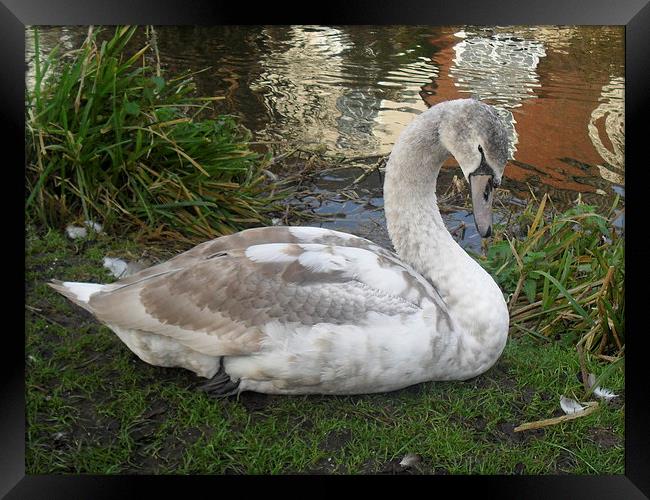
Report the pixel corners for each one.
[27,26,625,251]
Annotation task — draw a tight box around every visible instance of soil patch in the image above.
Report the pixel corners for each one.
[588,427,621,448]
[321,428,353,453]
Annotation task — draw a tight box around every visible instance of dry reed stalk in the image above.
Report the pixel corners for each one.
[514,402,599,432]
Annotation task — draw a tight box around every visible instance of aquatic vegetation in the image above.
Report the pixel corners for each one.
[477,194,624,357]
[26,26,286,241]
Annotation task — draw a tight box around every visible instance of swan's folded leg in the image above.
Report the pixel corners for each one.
[198,358,241,397]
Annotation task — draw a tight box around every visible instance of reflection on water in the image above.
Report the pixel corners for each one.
[589,76,625,186]
[421,26,624,208]
[251,27,353,149]
[450,31,546,106]
[248,26,438,155]
[27,25,625,215]
[449,30,547,158]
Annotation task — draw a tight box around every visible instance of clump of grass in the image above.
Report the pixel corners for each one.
[26,26,285,241]
[478,194,624,357]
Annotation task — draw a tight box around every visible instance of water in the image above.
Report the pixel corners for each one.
[26,26,625,251]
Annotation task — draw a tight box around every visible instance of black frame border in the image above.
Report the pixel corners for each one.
[5,1,649,497]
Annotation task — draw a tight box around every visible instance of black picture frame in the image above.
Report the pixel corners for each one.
[5,0,649,497]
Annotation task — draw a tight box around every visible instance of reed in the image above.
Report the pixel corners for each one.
[26,26,286,242]
[477,194,624,356]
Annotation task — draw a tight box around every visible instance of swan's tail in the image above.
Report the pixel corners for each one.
[48,280,106,313]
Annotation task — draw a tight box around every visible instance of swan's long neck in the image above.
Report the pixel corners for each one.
[384,107,509,375]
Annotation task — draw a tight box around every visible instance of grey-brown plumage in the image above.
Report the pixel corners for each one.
[90,245,421,346]
[53,226,452,365]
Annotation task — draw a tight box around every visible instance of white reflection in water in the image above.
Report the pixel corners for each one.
[372,58,437,154]
[252,26,438,155]
[25,27,85,92]
[589,76,624,186]
[251,26,353,148]
[450,32,547,158]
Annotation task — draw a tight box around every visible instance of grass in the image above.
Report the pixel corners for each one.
[476,193,624,358]
[25,224,624,474]
[26,26,287,242]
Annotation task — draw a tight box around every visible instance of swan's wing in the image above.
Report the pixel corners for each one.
[114,226,398,286]
[87,243,453,357]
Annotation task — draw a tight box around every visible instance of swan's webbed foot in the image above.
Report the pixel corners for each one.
[198,358,240,398]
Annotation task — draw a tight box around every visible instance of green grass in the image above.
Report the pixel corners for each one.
[476,194,624,357]
[25,225,624,474]
[26,26,287,242]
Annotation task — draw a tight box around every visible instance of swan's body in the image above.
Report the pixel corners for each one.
[51,99,510,395]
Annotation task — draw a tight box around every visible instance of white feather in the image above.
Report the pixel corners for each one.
[587,373,597,389]
[298,248,348,273]
[399,453,421,468]
[103,257,129,278]
[65,220,103,239]
[65,225,88,239]
[336,246,409,296]
[84,220,103,233]
[593,386,618,401]
[62,282,105,303]
[587,373,619,401]
[245,244,296,263]
[560,395,586,415]
[289,226,354,241]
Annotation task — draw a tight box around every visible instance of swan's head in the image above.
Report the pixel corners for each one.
[439,99,509,238]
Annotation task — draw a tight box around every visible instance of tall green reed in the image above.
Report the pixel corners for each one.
[478,194,624,356]
[26,26,285,241]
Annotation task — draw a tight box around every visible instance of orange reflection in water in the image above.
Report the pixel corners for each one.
[420,27,624,199]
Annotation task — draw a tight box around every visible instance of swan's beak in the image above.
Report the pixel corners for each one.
[469,174,494,238]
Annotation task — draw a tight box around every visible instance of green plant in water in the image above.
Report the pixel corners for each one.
[26,26,285,241]
[476,194,624,357]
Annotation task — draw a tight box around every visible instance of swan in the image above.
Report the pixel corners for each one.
[50,98,510,396]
